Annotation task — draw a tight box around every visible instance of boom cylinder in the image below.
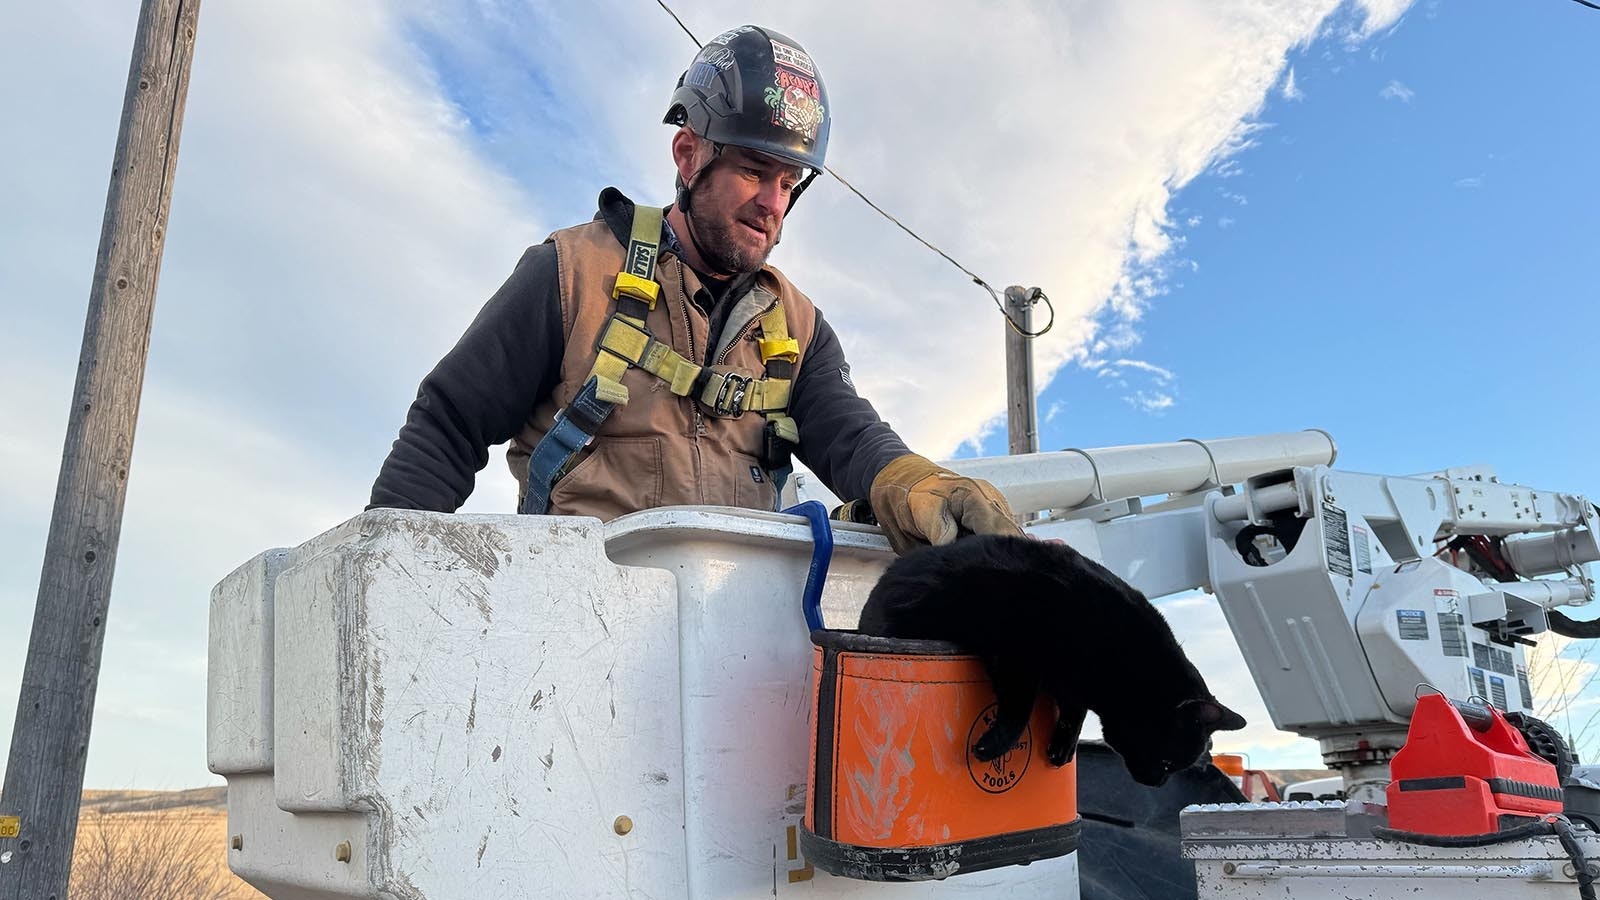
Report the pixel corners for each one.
[945,429,1337,514]
[1502,527,1600,578]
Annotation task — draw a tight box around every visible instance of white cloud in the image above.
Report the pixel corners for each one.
[0,0,538,788]
[1455,175,1485,189]
[1127,391,1177,413]
[1527,634,1600,759]
[1282,66,1305,101]
[1218,215,1238,228]
[1096,356,1180,412]
[1380,79,1416,102]
[0,0,1417,788]
[1045,401,1065,424]
[1354,0,1412,38]
[573,0,1406,458]
[1212,158,1246,179]
[1111,358,1177,384]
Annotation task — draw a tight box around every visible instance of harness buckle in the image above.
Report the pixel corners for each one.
[712,372,753,418]
[550,407,598,449]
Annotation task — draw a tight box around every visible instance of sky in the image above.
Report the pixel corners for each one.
[2,0,1598,789]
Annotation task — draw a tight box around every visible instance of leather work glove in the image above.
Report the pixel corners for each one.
[868,453,1024,555]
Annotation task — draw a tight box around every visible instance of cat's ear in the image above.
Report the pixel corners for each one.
[1181,698,1247,732]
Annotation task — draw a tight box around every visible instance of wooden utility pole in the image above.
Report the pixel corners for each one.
[1003,285,1039,456]
[0,1,202,897]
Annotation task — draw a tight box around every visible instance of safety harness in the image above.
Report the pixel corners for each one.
[520,205,801,515]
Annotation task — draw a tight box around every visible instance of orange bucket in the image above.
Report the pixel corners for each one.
[799,630,1080,881]
[1211,753,1247,777]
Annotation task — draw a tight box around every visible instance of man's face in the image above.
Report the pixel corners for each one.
[685,144,805,274]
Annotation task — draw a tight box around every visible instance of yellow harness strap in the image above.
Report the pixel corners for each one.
[584,206,668,403]
[581,206,805,422]
[596,317,702,397]
[694,367,792,416]
[757,305,800,364]
[753,303,800,443]
[612,205,664,309]
[769,415,800,444]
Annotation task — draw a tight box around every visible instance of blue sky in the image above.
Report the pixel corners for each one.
[1019,0,1600,764]
[4,0,1599,789]
[1012,0,1600,493]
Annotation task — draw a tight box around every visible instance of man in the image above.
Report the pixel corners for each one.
[369,25,1020,554]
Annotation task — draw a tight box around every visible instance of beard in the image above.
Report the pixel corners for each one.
[684,184,780,274]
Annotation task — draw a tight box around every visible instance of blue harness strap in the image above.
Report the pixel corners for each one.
[770,465,793,502]
[522,206,665,515]
[520,376,616,515]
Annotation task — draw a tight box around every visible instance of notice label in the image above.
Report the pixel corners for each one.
[1396,609,1430,640]
[1323,503,1353,578]
[1490,676,1508,711]
[0,816,17,839]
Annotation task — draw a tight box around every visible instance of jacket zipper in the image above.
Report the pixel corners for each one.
[720,294,780,501]
[717,297,779,366]
[676,263,707,502]
[676,264,701,432]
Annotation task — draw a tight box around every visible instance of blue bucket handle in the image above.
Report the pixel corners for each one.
[783,500,833,633]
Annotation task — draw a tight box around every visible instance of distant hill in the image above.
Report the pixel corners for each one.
[1266,768,1337,786]
[81,785,227,814]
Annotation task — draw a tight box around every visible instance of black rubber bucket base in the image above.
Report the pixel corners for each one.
[797,818,1081,882]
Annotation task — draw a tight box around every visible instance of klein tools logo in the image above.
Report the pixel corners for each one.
[967,703,1031,794]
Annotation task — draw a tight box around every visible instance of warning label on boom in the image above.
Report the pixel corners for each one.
[1353,525,1372,574]
[1439,613,1468,658]
[1323,503,1353,578]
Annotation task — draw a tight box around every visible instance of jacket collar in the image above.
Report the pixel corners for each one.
[595,186,637,248]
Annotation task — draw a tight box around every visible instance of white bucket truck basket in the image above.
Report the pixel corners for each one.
[207,507,1080,898]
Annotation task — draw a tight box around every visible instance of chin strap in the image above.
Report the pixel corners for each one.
[676,144,740,279]
[786,168,819,212]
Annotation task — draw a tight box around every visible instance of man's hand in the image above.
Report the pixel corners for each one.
[868,453,1023,554]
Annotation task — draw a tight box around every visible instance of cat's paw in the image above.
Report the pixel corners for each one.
[1046,732,1077,766]
[1046,704,1086,767]
[972,722,1025,762]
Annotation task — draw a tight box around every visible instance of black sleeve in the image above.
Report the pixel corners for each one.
[368,244,564,512]
[790,307,911,502]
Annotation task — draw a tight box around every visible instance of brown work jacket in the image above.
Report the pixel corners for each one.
[508,218,817,521]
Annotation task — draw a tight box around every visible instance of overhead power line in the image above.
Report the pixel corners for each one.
[653,0,702,45]
[1570,0,1600,10]
[649,1,1053,338]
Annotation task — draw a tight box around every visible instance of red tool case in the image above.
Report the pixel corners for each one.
[1386,693,1563,836]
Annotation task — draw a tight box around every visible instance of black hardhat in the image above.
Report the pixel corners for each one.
[664,26,830,173]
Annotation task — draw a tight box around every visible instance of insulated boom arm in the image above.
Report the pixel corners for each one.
[939,433,1600,798]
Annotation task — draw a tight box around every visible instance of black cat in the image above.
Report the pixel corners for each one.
[857,533,1247,787]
